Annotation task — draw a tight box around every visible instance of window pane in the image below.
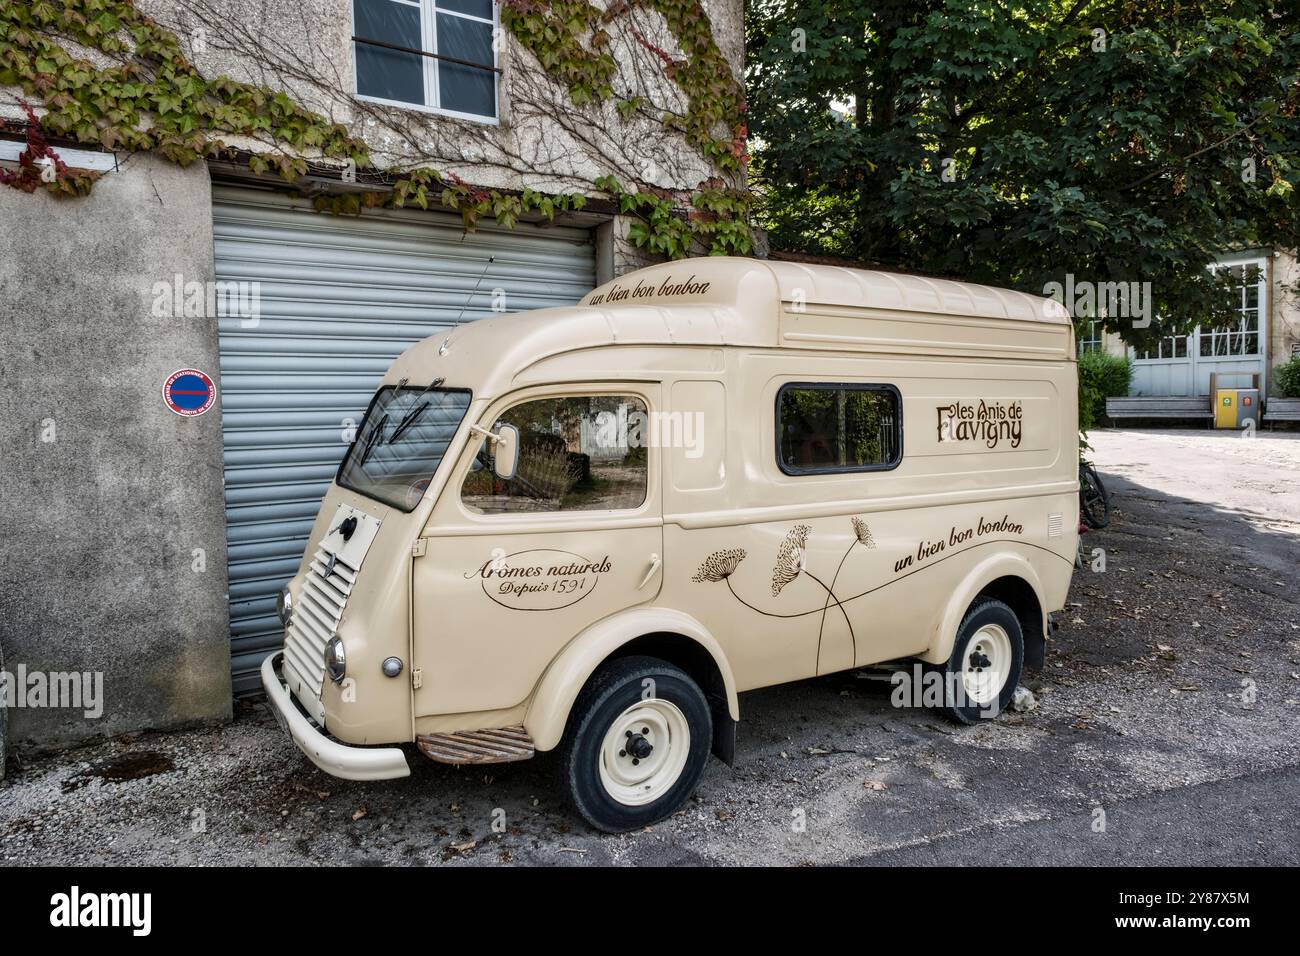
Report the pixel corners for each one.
[338,386,471,512]
[437,13,495,116]
[438,0,493,18]
[354,0,425,105]
[1244,283,1259,312]
[1076,320,1102,352]
[462,396,649,514]
[778,385,900,473]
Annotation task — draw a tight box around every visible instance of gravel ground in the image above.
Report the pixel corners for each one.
[2,428,1298,866]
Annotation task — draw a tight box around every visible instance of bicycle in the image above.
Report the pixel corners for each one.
[1079,460,1111,530]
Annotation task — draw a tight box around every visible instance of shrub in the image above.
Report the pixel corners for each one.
[1273,355,1300,398]
[517,446,577,505]
[1078,350,1133,431]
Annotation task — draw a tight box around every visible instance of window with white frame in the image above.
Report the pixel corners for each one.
[1138,333,1189,361]
[1199,262,1263,357]
[352,0,498,121]
[1133,259,1267,362]
[1077,320,1103,353]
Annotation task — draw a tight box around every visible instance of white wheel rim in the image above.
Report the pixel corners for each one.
[962,624,1012,706]
[598,699,690,807]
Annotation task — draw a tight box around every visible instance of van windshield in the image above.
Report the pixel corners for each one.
[337,385,472,512]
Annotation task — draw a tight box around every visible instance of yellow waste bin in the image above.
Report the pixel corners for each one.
[1215,389,1238,428]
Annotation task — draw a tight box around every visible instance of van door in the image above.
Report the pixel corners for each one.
[412,386,663,717]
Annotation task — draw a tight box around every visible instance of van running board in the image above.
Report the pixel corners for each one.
[416,727,535,765]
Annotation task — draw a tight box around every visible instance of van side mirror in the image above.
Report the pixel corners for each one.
[491,424,520,481]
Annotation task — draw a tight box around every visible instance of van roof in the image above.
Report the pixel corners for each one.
[385,257,1072,397]
[580,257,1070,326]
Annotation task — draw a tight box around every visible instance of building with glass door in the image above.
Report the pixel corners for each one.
[1084,249,1299,399]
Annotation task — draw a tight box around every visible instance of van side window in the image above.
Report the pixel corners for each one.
[461,395,649,514]
[777,383,901,474]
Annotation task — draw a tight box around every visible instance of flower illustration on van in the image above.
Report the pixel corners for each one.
[771,524,810,595]
[692,518,878,671]
[816,516,878,666]
[851,516,875,549]
[691,548,747,583]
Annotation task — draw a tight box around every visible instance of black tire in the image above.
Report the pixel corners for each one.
[926,598,1025,725]
[1079,463,1111,529]
[557,655,712,833]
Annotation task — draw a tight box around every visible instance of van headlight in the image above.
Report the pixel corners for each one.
[276,585,293,626]
[325,636,347,684]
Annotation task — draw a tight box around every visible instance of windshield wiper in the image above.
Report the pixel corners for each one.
[358,413,388,466]
[389,401,429,445]
[388,378,445,446]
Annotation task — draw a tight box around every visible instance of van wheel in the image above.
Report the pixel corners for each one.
[557,656,712,833]
[929,598,1024,725]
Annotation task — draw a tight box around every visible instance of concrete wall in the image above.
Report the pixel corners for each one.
[0,154,232,751]
[1270,250,1300,390]
[0,638,6,778]
[1100,329,1128,359]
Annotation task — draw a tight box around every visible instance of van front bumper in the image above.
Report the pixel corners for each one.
[261,652,410,781]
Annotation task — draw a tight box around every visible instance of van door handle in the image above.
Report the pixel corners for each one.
[636,553,662,590]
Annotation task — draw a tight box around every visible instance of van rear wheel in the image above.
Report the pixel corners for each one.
[928,597,1024,725]
[557,656,712,833]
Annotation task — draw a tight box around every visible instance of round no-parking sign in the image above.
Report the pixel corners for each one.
[163,368,216,417]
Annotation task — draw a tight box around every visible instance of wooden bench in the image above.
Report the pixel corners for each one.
[1264,398,1300,424]
[1105,397,1213,425]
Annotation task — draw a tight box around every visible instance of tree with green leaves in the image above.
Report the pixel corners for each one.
[746,0,1299,346]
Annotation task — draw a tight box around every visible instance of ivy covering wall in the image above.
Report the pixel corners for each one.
[0,0,751,256]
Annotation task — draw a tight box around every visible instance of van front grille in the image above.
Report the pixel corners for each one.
[283,546,359,702]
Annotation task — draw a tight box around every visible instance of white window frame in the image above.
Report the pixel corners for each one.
[1199,259,1264,358]
[1138,333,1189,362]
[1130,254,1269,362]
[1078,319,1103,353]
[350,0,501,125]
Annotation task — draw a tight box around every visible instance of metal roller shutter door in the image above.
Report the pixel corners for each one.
[213,186,597,693]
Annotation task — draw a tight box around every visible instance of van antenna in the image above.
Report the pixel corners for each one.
[454,255,496,326]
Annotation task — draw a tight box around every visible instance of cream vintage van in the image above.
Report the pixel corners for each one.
[263,257,1078,832]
